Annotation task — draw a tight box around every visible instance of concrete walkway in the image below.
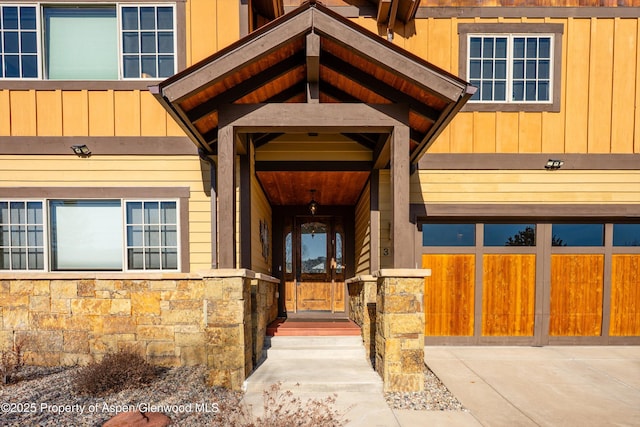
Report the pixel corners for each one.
[243,342,640,426]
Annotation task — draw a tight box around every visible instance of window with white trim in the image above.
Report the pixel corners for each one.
[0,201,44,270]
[0,3,176,80]
[0,199,180,271]
[467,34,553,103]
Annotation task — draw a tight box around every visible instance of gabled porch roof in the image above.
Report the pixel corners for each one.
[151,0,474,165]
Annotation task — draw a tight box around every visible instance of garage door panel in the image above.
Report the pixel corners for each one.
[610,254,640,336]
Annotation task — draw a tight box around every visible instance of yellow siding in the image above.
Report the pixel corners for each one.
[0,91,9,136]
[412,170,640,204]
[611,18,637,154]
[62,91,89,136]
[36,91,63,136]
[9,90,37,136]
[588,19,614,153]
[251,173,272,275]
[88,91,115,136]
[0,155,212,273]
[564,18,590,153]
[379,171,392,269]
[355,181,371,275]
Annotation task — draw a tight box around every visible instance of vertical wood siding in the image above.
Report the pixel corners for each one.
[549,254,604,336]
[610,254,640,336]
[482,254,536,336]
[354,181,371,275]
[0,155,212,272]
[251,173,272,275]
[423,254,475,336]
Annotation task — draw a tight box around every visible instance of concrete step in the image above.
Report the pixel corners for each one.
[264,336,366,359]
[245,358,382,393]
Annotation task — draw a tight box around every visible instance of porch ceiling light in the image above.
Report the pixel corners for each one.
[545,159,563,170]
[308,189,318,215]
[70,144,91,157]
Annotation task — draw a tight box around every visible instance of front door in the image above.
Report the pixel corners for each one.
[284,216,345,312]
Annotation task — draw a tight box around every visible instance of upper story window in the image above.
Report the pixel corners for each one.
[468,35,552,103]
[1,3,176,80]
[458,23,563,112]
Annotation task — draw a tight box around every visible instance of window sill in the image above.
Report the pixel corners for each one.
[0,80,164,91]
[0,271,193,280]
[462,102,560,113]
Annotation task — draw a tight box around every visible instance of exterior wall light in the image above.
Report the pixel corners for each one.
[545,159,563,170]
[70,144,91,157]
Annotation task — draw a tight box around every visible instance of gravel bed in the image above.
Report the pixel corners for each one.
[384,366,465,411]
[1,364,464,426]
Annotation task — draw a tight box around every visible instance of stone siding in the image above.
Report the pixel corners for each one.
[374,270,430,393]
[347,276,377,364]
[0,270,278,390]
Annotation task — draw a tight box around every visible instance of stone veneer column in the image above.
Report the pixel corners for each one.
[203,270,253,390]
[375,269,430,392]
[346,275,378,364]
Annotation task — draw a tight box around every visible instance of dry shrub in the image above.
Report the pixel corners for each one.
[73,350,158,396]
[251,382,350,427]
[1,337,25,385]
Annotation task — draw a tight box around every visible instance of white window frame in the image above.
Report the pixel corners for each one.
[0,200,47,271]
[0,2,177,81]
[466,33,554,105]
[0,4,42,79]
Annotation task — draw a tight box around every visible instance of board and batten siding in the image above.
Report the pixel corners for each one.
[354,181,371,276]
[0,155,212,272]
[411,170,640,204]
[399,16,640,155]
[251,170,272,275]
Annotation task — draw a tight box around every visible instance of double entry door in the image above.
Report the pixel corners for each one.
[284,216,345,312]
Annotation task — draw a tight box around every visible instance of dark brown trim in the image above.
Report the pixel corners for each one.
[218,125,236,268]
[0,137,198,156]
[390,125,412,268]
[240,145,252,269]
[255,161,372,172]
[411,204,640,220]
[0,1,186,89]
[417,7,640,19]
[0,187,190,198]
[418,154,640,170]
[179,195,190,273]
[370,170,380,272]
[458,23,563,113]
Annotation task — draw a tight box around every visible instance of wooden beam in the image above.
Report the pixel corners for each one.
[370,169,380,272]
[218,125,236,268]
[218,103,407,133]
[373,133,391,169]
[161,10,311,102]
[240,139,252,269]
[307,32,320,103]
[322,52,441,123]
[312,9,467,101]
[255,161,372,171]
[390,125,412,268]
[387,0,399,31]
[186,52,305,123]
[376,0,392,24]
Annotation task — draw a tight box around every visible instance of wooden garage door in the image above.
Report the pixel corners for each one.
[550,254,604,336]
[610,254,640,336]
[423,254,475,336]
[482,254,536,336]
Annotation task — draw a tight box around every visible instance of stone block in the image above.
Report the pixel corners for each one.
[95,280,117,291]
[89,336,118,354]
[10,280,34,295]
[25,351,60,367]
[29,295,50,312]
[175,332,205,347]
[110,299,132,315]
[118,341,145,356]
[21,330,63,352]
[162,288,204,301]
[168,300,202,311]
[381,294,420,313]
[207,300,245,324]
[204,282,224,300]
[50,298,70,314]
[32,281,51,296]
[101,317,137,334]
[95,291,112,299]
[137,325,175,341]
[386,314,423,336]
[3,309,29,330]
[0,280,10,293]
[174,324,201,334]
[146,341,176,357]
[77,280,95,297]
[385,373,424,393]
[134,315,162,326]
[207,369,231,389]
[50,281,78,299]
[63,331,89,353]
[147,354,181,367]
[206,325,242,347]
[180,346,206,366]
[401,349,425,373]
[160,309,200,325]
[70,298,112,316]
[148,280,177,291]
[31,313,67,330]
[131,292,161,315]
[0,294,28,307]
[61,353,93,366]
